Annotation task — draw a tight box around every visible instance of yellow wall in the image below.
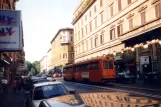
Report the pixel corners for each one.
[50,29,74,69]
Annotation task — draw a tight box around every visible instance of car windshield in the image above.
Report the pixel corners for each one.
[33,84,68,100]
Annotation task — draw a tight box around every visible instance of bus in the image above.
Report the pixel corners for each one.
[63,64,74,81]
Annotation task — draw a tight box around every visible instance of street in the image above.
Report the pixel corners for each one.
[56,78,161,100]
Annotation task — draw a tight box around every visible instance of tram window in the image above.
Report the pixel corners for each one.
[89,62,93,70]
[109,61,113,69]
[103,61,109,69]
[92,61,99,70]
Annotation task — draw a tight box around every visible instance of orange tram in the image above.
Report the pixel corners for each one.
[63,57,116,83]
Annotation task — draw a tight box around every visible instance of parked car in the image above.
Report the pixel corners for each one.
[116,68,136,83]
[25,81,76,107]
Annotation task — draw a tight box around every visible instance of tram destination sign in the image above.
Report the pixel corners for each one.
[0,10,22,51]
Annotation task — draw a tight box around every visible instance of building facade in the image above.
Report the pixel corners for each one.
[0,0,25,82]
[47,48,52,71]
[72,0,161,85]
[50,28,74,69]
[40,55,47,72]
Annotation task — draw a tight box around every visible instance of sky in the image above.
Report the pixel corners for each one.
[16,0,80,63]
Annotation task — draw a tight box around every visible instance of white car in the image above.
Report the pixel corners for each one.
[25,81,75,107]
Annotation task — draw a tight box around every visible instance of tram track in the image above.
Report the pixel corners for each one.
[57,78,161,100]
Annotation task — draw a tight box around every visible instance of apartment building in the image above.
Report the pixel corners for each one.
[47,48,52,71]
[50,28,74,69]
[40,55,47,72]
[72,0,161,85]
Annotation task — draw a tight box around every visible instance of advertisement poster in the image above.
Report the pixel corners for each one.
[0,10,22,51]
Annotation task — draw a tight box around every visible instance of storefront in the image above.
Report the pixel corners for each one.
[122,28,161,85]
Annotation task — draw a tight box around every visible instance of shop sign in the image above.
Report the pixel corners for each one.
[0,10,22,51]
[140,56,149,64]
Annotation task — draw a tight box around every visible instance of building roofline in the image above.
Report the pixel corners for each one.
[47,48,51,53]
[50,27,73,44]
[40,55,47,62]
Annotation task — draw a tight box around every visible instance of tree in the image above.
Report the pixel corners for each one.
[24,61,32,72]
[30,68,35,75]
[33,61,40,74]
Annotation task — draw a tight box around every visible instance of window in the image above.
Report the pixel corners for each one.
[95,37,98,47]
[33,84,68,100]
[63,53,67,59]
[70,32,73,35]
[100,0,103,7]
[71,53,74,58]
[129,18,133,30]
[71,47,73,51]
[85,25,87,34]
[91,38,93,49]
[110,5,114,17]
[71,36,73,41]
[101,12,104,24]
[94,5,97,13]
[81,28,84,37]
[103,61,113,69]
[82,42,84,52]
[155,3,161,18]
[140,11,146,25]
[79,45,81,53]
[89,61,99,70]
[110,28,115,40]
[118,0,122,11]
[89,11,92,17]
[90,21,92,32]
[127,0,131,5]
[117,24,123,37]
[86,41,88,51]
[85,15,87,21]
[95,17,97,28]
[81,19,83,26]
[78,31,80,40]
[100,33,104,44]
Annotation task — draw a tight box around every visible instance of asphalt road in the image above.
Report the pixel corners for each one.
[56,78,161,100]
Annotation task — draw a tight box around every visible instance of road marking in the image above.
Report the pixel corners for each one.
[62,81,161,99]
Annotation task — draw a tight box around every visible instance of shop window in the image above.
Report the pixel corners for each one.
[155,3,161,18]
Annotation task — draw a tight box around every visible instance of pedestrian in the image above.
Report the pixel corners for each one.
[1,77,8,94]
[12,78,17,93]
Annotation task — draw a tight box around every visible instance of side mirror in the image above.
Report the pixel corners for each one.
[69,90,76,94]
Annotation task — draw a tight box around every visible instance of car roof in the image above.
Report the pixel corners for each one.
[34,81,62,87]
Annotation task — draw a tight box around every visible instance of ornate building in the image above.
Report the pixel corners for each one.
[72,0,161,85]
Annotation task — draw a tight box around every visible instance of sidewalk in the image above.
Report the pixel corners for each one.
[0,85,25,107]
